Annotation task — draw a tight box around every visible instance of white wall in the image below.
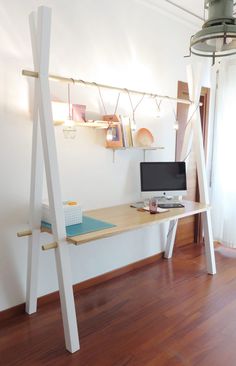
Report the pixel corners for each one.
[0,0,198,311]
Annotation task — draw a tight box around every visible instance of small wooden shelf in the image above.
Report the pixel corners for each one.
[54,121,118,129]
[106,146,165,162]
[106,146,164,151]
[77,121,120,129]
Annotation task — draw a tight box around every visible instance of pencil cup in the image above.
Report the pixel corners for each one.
[149,197,158,214]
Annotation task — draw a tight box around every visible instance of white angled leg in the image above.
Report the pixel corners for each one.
[193,114,216,273]
[164,219,178,259]
[164,75,195,255]
[26,11,44,314]
[186,64,216,274]
[26,229,41,314]
[26,116,43,314]
[180,114,194,162]
[54,241,80,352]
[192,108,210,204]
[35,6,80,352]
[202,210,216,274]
[39,79,80,352]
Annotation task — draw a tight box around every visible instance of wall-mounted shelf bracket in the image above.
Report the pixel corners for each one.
[107,146,165,163]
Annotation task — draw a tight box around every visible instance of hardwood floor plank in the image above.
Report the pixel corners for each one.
[2,244,236,365]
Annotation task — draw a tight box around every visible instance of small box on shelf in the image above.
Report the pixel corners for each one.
[42,201,82,226]
[103,114,124,148]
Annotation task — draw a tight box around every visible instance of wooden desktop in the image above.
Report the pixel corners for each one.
[40,200,216,274]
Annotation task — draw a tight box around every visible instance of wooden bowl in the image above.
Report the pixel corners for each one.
[136,128,154,147]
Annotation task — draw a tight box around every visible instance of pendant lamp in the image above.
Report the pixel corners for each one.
[190,0,236,62]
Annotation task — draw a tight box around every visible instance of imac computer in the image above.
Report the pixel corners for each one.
[140,162,187,203]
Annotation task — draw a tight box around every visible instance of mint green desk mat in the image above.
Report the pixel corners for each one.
[41,215,116,237]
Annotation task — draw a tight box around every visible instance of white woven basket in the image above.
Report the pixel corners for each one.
[42,202,82,226]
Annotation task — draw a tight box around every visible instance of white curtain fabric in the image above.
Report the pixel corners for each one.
[211,60,236,248]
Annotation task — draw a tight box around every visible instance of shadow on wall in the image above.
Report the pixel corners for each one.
[0,204,29,311]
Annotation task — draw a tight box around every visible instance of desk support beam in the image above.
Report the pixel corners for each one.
[202,210,216,274]
[164,219,178,259]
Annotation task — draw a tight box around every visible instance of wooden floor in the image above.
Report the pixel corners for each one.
[1,244,236,366]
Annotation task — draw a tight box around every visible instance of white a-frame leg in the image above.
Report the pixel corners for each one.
[164,64,216,275]
[26,6,80,353]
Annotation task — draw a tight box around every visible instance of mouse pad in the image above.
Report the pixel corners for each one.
[41,216,116,237]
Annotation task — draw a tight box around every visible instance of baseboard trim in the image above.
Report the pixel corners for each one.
[75,251,163,291]
[0,252,163,322]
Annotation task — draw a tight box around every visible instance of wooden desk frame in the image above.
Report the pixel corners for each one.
[69,202,216,274]
[21,6,216,354]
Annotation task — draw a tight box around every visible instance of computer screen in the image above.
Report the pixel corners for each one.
[140,162,187,198]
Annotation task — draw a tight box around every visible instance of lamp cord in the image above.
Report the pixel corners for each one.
[67,83,72,119]
[126,89,145,127]
[167,98,178,124]
[97,84,107,115]
[155,98,162,114]
[96,83,121,120]
[113,92,121,116]
[182,102,200,161]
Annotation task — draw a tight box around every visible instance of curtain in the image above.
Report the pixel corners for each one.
[211,60,236,248]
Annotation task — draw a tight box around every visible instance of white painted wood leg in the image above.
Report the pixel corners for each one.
[26,230,41,314]
[55,242,80,353]
[202,210,216,275]
[164,219,178,259]
[22,5,81,352]
[26,117,43,314]
[26,11,44,315]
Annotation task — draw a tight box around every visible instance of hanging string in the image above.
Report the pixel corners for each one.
[108,92,121,138]
[182,102,201,161]
[113,92,121,116]
[167,98,199,132]
[155,98,162,117]
[126,89,145,130]
[167,99,179,129]
[96,83,107,115]
[95,82,121,119]
[67,83,72,119]
[183,149,192,162]
[165,98,200,161]
[186,102,200,127]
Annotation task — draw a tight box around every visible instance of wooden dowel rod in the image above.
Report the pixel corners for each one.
[22,69,193,105]
[42,242,58,251]
[17,230,32,237]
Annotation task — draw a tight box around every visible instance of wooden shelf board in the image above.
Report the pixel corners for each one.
[76,122,109,129]
[53,121,118,129]
[106,146,165,150]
